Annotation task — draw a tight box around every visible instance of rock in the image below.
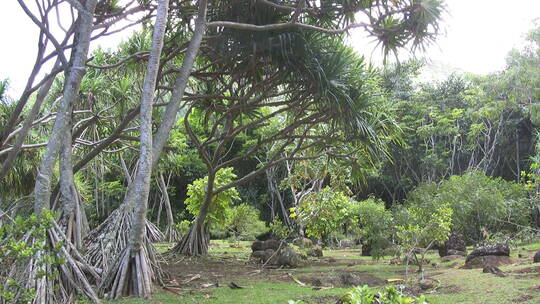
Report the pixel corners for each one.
[533,251,540,263]
[263,239,283,251]
[250,249,277,264]
[251,239,286,252]
[403,254,430,266]
[437,232,467,257]
[251,250,266,261]
[307,245,323,258]
[465,255,512,269]
[256,231,277,241]
[263,249,278,264]
[293,237,314,248]
[251,241,264,252]
[483,266,505,277]
[441,255,463,262]
[419,279,435,290]
[466,243,510,264]
[277,247,301,268]
[447,249,466,256]
[413,248,426,254]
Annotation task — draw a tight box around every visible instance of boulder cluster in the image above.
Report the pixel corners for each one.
[464,243,511,269]
[250,239,302,268]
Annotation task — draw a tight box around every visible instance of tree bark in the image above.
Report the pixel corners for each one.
[33,0,96,214]
[58,106,89,250]
[5,1,101,303]
[171,171,215,256]
[158,173,179,242]
[85,0,208,270]
[151,0,208,168]
[99,0,169,298]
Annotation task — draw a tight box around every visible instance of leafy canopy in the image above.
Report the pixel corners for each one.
[184,167,240,226]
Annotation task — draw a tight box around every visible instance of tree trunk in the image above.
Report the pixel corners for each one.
[85,0,208,270]
[172,213,210,256]
[58,107,89,250]
[158,173,179,242]
[151,0,208,168]
[171,170,214,256]
[99,0,169,298]
[4,1,101,303]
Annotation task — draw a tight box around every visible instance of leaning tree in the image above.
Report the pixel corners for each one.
[3,0,101,302]
[0,0,447,301]
[166,0,446,256]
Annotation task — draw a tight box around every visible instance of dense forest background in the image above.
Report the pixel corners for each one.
[5,25,538,232]
[1,1,540,302]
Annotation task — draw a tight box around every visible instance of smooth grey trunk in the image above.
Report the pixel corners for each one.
[5,2,102,303]
[99,0,169,299]
[86,0,207,276]
[33,1,97,214]
[94,0,207,213]
[151,0,208,169]
[266,166,290,226]
[158,173,178,241]
[128,0,169,252]
[58,107,89,249]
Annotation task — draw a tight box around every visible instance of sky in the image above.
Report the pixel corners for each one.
[1,0,540,97]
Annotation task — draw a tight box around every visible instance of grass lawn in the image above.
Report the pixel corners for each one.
[97,240,540,304]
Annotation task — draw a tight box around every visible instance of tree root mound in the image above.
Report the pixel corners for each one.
[83,207,163,271]
[99,245,155,300]
[2,223,100,304]
[168,223,208,256]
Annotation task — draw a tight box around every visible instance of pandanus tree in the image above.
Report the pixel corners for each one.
[82,0,209,279]
[167,0,445,256]
[2,0,101,302]
[98,0,170,298]
[0,0,447,301]
[1,0,159,302]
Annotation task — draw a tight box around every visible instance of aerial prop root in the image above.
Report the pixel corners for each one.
[1,222,100,304]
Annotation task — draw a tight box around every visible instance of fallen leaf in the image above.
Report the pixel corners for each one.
[183,274,202,284]
[201,283,219,288]
[287,273,306,286]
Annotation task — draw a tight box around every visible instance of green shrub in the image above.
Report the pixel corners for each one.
[175,219,191,237]
[349,197,394,259]
[395,204,453,272]
[292,187,351,240]
[289,286,428,304]
[226,203,268,241]
[268,218,291,239]
[406,171,533,244]
[0,210,64,303]
[184,167,240,228]
[342,285,427,304]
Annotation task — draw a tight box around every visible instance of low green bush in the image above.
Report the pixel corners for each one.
[340,285,428,304]
[406,171,533,244]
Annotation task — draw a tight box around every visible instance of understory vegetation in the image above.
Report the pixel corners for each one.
[1,0,540,303]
